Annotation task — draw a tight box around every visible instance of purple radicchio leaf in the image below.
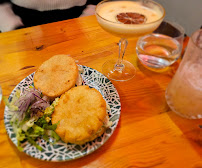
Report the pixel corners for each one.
[14,88,41,120]
[30,99,50,118]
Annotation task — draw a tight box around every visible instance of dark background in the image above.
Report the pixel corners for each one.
[0,0,101,29]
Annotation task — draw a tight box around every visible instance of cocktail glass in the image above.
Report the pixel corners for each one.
[165,29,202,119]
[95,0,165,81]
[136,20,185,71]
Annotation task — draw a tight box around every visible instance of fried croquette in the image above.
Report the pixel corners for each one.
[34,55,78,98]
[52,85,107,145]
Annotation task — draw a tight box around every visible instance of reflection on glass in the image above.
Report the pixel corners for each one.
[0,86,2,104]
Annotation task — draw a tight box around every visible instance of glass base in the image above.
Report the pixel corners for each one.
[102,59,136,81]
[165,89,202,119]
[140,61,170,73]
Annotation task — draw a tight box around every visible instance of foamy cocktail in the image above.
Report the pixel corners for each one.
[96,1,165,38]
[96,0,165,81]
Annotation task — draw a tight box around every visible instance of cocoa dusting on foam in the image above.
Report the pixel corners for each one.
[116,12,146,24]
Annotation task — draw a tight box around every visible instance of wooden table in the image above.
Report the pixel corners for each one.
[0,15,201,168]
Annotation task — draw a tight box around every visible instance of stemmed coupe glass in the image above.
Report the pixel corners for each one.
[95,0,165,81]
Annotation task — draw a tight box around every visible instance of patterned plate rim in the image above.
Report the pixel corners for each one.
[4,65,121,161]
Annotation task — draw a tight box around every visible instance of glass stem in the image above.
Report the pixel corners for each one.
[115,38,128,71]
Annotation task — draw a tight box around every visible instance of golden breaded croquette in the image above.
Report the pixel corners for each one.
[34,55,78,98]
[52,85,107,145]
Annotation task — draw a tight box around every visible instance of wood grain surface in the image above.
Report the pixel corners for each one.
[0,15,201,168]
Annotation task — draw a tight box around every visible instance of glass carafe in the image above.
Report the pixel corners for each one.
[165,29,202,119]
